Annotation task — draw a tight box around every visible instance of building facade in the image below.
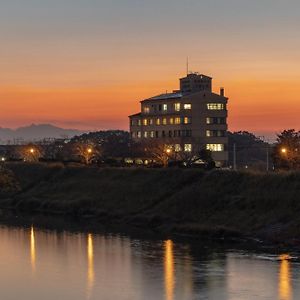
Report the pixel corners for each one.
[129,73,228,166]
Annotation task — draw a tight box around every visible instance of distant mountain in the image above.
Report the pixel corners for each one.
[0,124,84,143]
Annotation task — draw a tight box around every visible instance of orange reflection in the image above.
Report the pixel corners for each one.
[87,234,94,299]
[279,255,292,300]
[30,226,36,273]
[164,240,175,300]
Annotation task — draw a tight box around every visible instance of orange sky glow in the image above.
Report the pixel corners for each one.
[1,0,300,139]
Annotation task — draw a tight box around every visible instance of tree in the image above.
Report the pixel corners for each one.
[228,131,270,170]
[18,144,43,162]
[144,141,173,167]
[273,129,300,170]
[73,142,101,165]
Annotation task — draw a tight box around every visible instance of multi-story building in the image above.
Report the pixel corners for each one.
[129,72,228,166]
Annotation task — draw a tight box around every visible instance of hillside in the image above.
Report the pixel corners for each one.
[1,163,300,245]
[0,124,83,143]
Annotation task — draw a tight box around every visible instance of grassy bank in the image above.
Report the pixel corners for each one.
[1,163,300,244]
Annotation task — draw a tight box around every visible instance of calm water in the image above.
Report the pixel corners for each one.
[0,224,299,300]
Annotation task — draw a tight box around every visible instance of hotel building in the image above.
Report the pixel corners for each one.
[129,73,228,166]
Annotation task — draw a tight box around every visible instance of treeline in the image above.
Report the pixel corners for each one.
[0,129,299,170]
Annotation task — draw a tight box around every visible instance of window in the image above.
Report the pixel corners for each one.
[184,103,192,110]
[183,117,191,124]
[169,117,174,125]
[137,131,141,138]
[131,132,136,138]
[206,117,226,125]
[155,131,159,138]
[143,106,150,114]
[168,130,172,137]
[149,119,153,125]
[183,130,192,137]
[150,131,155,138]
[175,117,181,124]
[162,118,167,125]
[206,144,224,152]
[138,119,141,126]
[144,131,148,138]
[207,103,225,110]
[174,103,181,111]
[158,104,162,111]
[206,130,213,137]
[206,130,226,137]
[130,120,135,126]
[184,144,192,152]
[162,131,166,137]
[175,144,181,152]
[143,119,148,126]
[163,104,168,111]
[156,118,161,125]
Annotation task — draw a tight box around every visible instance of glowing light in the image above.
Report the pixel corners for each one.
[279,254,292,300]
[164,240,175,300]
[87,233,94,299]
[166,148,172,154]
[30,148,35,154]
[87,148,93,154]
[30,226,36,273]
[281,148,287,154]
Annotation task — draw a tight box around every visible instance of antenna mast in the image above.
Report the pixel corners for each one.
[186,57,189,75]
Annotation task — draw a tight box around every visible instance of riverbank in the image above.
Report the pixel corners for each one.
[1,163,300,246]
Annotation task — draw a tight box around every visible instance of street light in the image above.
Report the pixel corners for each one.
[281,148,287,154]
[166,148,172,154]
[30,148,35,154]
[87,148,93,154]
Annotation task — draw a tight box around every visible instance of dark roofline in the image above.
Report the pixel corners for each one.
[128,112,141,118]
[141,92,183,102]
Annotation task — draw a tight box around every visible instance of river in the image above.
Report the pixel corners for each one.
[0,223,299,300]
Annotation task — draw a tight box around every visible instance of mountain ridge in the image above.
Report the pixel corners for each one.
[0,124,84,143]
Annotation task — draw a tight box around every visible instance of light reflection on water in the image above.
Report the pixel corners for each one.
[0,225,299,300]
[87,233,94,299]
[279,257,292,300]
[30,226,36,273]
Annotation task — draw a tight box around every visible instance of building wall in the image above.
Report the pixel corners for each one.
[129,90,228,166]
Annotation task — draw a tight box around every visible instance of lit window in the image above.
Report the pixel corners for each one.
[206,117,212,124]
[143,119,148,126]
[131,132,136,138]
[206,130,212,137]
[137,131,141,138]
[184,104,192,110]
[206,144,224,152]
[162,118,167,125]
[183,117,191,124]
[207,103,225,110]
[163,104,168,111]
[174,103,181,111]
[150,131,155,138]
[175,117,181,124]
[156,118,161,125]
[144,131,148,138]
[169,117,174,125]
[144,106,150,114]
[149,119,153,125]
[184,144,192,152]
[174,144,181,152]
[138,119,141,126]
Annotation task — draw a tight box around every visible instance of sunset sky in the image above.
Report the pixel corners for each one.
[1,0,300,138]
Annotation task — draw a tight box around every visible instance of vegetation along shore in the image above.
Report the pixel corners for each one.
[1,162,300,246]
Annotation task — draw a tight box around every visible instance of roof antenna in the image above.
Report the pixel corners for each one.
[186,57,189,75]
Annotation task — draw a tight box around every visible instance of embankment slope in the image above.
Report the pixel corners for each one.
[1,163,300,243]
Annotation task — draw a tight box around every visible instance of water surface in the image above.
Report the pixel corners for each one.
[0,224,299,300]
